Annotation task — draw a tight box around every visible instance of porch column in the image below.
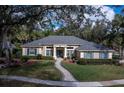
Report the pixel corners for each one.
[44,46,46,56]
[53,47,56,59]
[64,47,67,58]
[22,48,27,56]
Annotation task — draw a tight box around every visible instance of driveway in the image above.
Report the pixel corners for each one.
[55,58,77,81]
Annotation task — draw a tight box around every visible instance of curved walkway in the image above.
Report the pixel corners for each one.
[55,58,77,81]
[1,75,124,87]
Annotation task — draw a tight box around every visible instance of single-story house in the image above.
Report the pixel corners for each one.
[21,36,114,59]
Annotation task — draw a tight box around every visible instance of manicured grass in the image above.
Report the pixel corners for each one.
[62,62,124,81]
[0,61,62,81]
[0,79,53,87]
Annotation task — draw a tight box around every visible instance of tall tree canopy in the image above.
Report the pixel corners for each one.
[2,5,124,62]
[0,5,105,63]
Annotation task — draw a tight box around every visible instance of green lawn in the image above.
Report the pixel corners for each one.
[0,61,62,81]
[62,62,124,81]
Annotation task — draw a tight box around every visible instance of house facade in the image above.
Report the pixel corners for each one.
[22,36,114,59]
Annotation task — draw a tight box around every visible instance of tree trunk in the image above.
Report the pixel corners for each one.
[119,46,124,60]
[122,47,124,59]
[119,46,122,59]
[1,26,13,65]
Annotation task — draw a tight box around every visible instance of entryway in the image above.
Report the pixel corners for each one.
[56,47,64,58]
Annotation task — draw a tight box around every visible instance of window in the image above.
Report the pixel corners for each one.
[47,47,53,49]
[67,50,74,57]
[99,52,108,59]
[46,50,53,56]
[67,47,73,49]
[28,48,37,56]
[84,52,93,59]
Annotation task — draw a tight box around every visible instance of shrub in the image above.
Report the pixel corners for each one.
[10,59,21,67]
[21,55,54,62]
[41,61,54,66]
[112,55,120,59]
[21,56,30,62]
[41,56,54,60]
[13,48,22,58]
[77,59,118,65]
[0,58,5,64]
[25,60,36,65]
[36,54,42,59]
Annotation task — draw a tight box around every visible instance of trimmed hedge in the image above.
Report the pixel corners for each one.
[77,58,118,65]
[21,56,31,62]
[21,55,54,62]
[41,56,54,60]
[36,54,42,59]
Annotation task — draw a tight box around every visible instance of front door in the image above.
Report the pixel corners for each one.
[56,50,64,58]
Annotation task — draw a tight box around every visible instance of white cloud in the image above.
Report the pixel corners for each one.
[99,6,115,21]
[84,5,115,22]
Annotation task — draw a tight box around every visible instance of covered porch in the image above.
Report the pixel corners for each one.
[45,44,76,59]
[46,45,67,59]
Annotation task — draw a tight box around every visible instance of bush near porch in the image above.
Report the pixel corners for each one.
[62,62,124,81]
[20,55,54,63]
[77,58,119,65]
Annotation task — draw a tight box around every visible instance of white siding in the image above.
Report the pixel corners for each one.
[80,52,84,58]
[79,51,113,59]
[22,48,27,55]
[108,52,113,59]
[93,52,99,59]
[37,48,42,55]
[43,46,46,56]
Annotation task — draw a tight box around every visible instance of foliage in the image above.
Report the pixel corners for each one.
[0,5,124,64]
[0,5,104,64]
[41,56,54,60]
[112,54,120,59]
[21,55,54,61]
[106,14,124,59]
[36,54,42,59]
[12,48,22,58]
[0,58,5,64]
[21,56,30,62]
[77,58,118,65]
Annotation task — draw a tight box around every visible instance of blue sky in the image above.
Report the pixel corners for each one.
[53,5,124,30]
[107,5,124,15]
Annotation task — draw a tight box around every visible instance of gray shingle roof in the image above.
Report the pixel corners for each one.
[77,42,112,51]
[22,36,88,47]
[22,36,113,51]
